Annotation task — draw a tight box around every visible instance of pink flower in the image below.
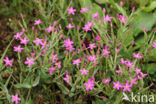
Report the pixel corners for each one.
[103,78,111,85]
[115,65,123,76]
[66,23,74,29]
[133,53,143,59]
[95,35,101,41]
[49,67,55,75]
[67,7,76,15]
[84,79,95,91]
[24,57,35,67]
[113,81,121,90]
[14,32,22,39]
[92,12,99,18]
[3,57,13,66]
[14,45,24,53]
[130,78,137,86]
[121,58,126,64]
[87,21,93,27]
[135,68,141,74]
[51,54,58,63]
[120,1,123,6]
[55,61,61,69]
[152,42,156,48]
[115,48,120,53]
[80,68,89,75]
[80,8,88,13]
[20,37,29,45]
[102,48,110,58]
[64,38,74,47]
[89,55,98,62]
[123,82,131,91]
[103,14,112,22]
[66,45,75,52]
[46,25,53,32]
[140,72,147,78]
[73,59,81,66]
[11,94,21,104]
[33,38,43,46]
[88,43,96,50]
[59,34,63,39]
[63,74,70,83]
[125,60,134,68]
[119,15,127,24]
[82,24,91,32]
[34,19,41,25]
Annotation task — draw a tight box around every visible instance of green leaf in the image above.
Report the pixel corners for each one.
[14,83,32,89]
[32,75,40,87]
[146,64,156,74]
[143,1,156,12]
[131,11,156,36]
[79,0,92,8]
[95,0,109,4]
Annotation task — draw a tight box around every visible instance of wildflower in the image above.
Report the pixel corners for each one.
[130,78,137,86]
[49,67,55,75]
[67,7,76,15]
[152,42,156,48]
[121,58,126,64]
[20,37,29,45]
[125,60,134,68]
[52,54,58,63]
[14,32,22,39]
[33,38,43,46]
[92,12,99,19]
[103,78,111,85]
[115,48,120,53]
[80,68,89,75]
[46,25,53,32]
[34,19,41,25]
[90,55,98,62]
[113,81,121,90]
[55,61,61,69]
[66,45,75,52]
[115,65,123,76]
[133,53,143,59]
[63,74,70,83]
[24,57,35,67]
[11,94,21,104]
[140,72,147,78]
[102,8,105,13]
[117,14,127,24]
[136,75,142,80]
[120,1,123,6]
[95,35,101,41]
[80,8,88,13]
[82,24,91,32]
[73,59,81,66]
[66,23,74,29]
[14,45,24,53]
[3,57,13,66]
[77,49,80,54]
[103,14,112,22]
[135,68,141,74]
[64,38,74,47]
[84,79,95,91]
[123,82,131,91]
[59,34,63,39]
[102,48,110,58]
[87,21,93,27]
[88,43,96,50]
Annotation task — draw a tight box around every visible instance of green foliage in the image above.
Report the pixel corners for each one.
[0,0,156,103]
